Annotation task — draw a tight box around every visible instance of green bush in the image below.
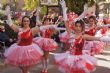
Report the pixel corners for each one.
[66,0,95,15]
[0,11,6,20]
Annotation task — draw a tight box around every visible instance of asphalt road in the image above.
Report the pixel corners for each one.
[0,46,110,73]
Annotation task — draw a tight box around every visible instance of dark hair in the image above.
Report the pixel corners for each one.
[32,10,37,15]
[21,16,31,27]
[103,18,108,24]
[75,20,85,31]
[88,0,96,7]
[83,18,89,24]
[42,18,51,24]
[89,15,97,24]
[89,15,96,20]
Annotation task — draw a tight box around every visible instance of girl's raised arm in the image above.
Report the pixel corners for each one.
[6,5,19,32]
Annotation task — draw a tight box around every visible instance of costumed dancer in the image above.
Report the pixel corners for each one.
[4,6,43,73]
[33,7,58,73]
[84,16,110,55]
[33,25,58,73]
[58,21,74,51]
[52,0,110,73]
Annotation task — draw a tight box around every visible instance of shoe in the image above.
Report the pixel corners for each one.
[44,70,48,73]
[41,70,48,73]
[41,70,44,73]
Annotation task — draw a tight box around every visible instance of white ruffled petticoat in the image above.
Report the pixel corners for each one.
[4,43,43,67]
[33,37,58,51]
[53,50,97,73]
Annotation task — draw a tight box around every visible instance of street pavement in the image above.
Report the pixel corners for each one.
[0,47,110,73]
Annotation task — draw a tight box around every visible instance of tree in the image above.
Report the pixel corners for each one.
[23,0,47,17]
[66,0,96,15]
[23,0,39,11]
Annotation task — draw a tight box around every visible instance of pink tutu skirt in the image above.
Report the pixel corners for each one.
[33,37,58,51]
[53,51,97,73]
[59,31,70,43]
[4,43,43,67]
[84,41,105,55]
[91,41,105,55]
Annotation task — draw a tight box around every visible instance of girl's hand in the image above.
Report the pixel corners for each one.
[100,36,110,42]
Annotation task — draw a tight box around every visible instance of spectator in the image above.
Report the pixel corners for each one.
[30,11,37,28]
[0,26,14,47]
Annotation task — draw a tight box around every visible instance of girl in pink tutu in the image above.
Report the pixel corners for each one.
[33,18,58,73]
[54,19,110,73]
[53,1,110,73]
[85,16,108,55]
[4,6,43,73]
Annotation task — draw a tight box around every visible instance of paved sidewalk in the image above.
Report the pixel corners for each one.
[0,48,110,73]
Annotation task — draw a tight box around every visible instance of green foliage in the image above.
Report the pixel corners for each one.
[2,0,7,10]
[0,11,6,20]
[13,20,19,25]
[2,0,19,10]
[41,6,47,15]
[67,0,86,15]
[2,0,7,5]
[67,0,95,15]
[23,0,39,11]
